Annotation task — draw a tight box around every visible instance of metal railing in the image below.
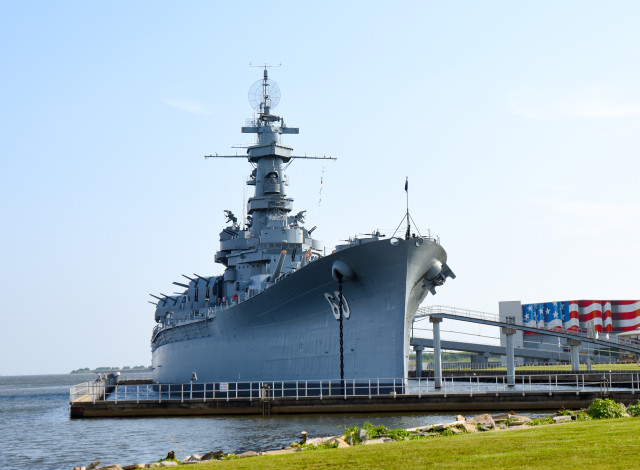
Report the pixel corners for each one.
[418,361,640,372]
[70,380,107,403]
[70,372,640,404]
[417,305,500,323]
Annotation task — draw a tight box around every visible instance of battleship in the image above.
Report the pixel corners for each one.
[150,68,455,385]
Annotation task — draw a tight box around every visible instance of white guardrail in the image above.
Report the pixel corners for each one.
[70,373,640,404]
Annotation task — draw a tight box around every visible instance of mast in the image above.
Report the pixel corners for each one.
[205,67,334,236]
[240,67,299,237]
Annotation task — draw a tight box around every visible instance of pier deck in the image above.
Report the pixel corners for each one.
[70,390,638,419]
[69,373,640,419]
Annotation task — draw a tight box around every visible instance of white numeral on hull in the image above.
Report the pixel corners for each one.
[324,292,351,319]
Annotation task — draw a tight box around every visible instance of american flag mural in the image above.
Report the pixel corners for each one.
[536,303,545,329]
[545,302,563,331]
[521,300,640,334]
[579,300,603,333]
[566,301,580,332]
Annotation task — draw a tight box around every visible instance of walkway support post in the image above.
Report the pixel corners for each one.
[430,317,443,388]
[502,327,517,386]
[568,338,581,372]
[414,345,424,378]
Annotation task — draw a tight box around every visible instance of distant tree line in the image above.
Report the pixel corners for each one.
[70,365,150,374]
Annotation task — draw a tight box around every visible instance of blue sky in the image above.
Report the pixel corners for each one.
[1,1,639,375]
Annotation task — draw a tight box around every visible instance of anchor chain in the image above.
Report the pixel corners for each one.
[338,274,344,393]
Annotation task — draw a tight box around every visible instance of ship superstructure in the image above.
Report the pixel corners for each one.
[150,69,455,384]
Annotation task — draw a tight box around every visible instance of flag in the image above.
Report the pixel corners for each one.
[536,303,545,329]
[522,303,536,328]
[565,301,580,332]
[405,178,408,192]
[579,300,603,333]
[546,302,563,331]
[611,300,640,332]
[603,301,612,332]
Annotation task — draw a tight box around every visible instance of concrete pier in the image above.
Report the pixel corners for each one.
[568,338,582,372]
[430,317,443,388]
[502,327,516,386]
[70,389,639,419]
[414,345,424,378]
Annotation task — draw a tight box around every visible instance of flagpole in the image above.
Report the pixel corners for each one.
[405,177,410,240]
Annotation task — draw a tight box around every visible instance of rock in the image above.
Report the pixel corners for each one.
[306,437,329,446]
[553,415,572,423]
[335,437,350,448]
[456,415,466,422]
[363,438,386,445]
[159,462,178,468]
[96,465,121,470]
[73,467,86,470]
[432,420,465,431]
[497,423,508,430]
[468,414,496,428]
[492,413,510,420]
[477,424,492,432]
[237,451,258,458]
[449,427,462,434]
[512,415,532,422]
[87,462,102,470]
[146,464,160,469]
[358,428,369,441]
[460,423,478,433]
[262,449,295,455]
[180,455,203,464]
[123,465,146,470]
[201,450,224,460]
[508,420,525,426]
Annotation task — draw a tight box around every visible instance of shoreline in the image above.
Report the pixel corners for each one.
[71,399,637,469]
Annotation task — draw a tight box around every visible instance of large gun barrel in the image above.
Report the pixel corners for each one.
[271,250,287,280]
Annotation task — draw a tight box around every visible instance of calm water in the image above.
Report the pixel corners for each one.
[1,374,476,470]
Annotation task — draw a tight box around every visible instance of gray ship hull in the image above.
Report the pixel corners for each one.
[151,237,448,384]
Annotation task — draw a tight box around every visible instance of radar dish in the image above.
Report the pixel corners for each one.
[248,78,281,112]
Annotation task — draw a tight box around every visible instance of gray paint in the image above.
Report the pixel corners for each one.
[151,69,455,384]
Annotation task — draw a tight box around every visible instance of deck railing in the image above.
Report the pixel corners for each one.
[70,372,640,404]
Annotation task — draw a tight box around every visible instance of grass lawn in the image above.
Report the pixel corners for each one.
[179,418,640,469]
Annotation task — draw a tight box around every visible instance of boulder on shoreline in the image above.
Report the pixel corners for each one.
[237,451,259,458]
[468,413,496,429]
[201,450,224,461]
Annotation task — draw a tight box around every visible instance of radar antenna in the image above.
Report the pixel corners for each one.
[248,63,282,114]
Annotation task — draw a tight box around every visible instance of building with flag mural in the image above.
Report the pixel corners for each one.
[499,300,640,363]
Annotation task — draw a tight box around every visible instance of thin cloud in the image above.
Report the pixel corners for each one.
[164,99,209,115]
[508,86,640,120]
